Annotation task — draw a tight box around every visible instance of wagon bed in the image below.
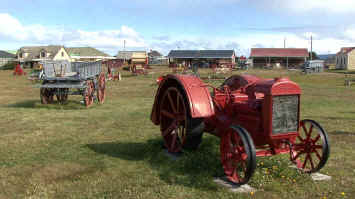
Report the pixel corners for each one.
[37,60,106,107]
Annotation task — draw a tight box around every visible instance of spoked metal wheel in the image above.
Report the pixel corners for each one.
[97,73,106,104]
[84,81,94,107]
[40,88,54,104]
[56,88,69,104]
[291,119,330,173]
[220,126,256,185]
[159,87,187,153]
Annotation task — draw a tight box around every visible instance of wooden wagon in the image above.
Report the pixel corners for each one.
[38,60,106,107]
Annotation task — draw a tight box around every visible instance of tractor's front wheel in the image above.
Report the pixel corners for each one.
[220,125,256,185]
[291,119,330,173]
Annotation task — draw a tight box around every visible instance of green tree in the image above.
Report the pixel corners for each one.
[309,51,319,60]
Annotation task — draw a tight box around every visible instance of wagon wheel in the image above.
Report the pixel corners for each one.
[84,81,94,107]
[131,65,137,75]
[97,73,106,104]
[40,88,54,104]
[220,126,256,185]
[291,119,330,173]
[56,88,69,104]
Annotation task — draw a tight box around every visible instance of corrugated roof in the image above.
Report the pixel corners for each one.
[250,48,309,58]
[0,50,16,58]
[66,47,110,57]
[168,50,235,58]
[117,51,147,59]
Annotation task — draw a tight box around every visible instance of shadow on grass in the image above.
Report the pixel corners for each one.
[6,99,89,110]
[87,136,222,190]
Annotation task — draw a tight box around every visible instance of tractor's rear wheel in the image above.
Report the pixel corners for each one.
[84,81,94,107]
[159,87,204,153]
[220,125,256,185]
[40,88,54,104]
[291,119,330,173]
[97,73,106,104]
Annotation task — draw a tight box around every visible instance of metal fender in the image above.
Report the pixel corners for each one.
[151,74,215,125]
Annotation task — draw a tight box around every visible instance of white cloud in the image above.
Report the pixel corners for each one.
[151,31,355,56]
[1,13,355,56]
[0,13,146,55]
[265,0,355,13]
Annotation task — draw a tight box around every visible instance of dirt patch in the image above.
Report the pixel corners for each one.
[30,162,97,184]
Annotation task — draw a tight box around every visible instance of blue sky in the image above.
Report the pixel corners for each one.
[1,0,355,56]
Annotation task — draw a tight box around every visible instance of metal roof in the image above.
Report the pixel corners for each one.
[168,50,235,58]
[250,48,309,58]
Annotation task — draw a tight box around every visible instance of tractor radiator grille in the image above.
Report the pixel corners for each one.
[272,95,299,134]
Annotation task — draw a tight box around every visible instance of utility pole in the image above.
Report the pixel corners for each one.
[310,35,313,60]
[284,37,286,48]
[123,40,126,63]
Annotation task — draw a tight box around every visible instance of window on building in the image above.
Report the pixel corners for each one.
[61,52,64,57]
[41,52,46,58]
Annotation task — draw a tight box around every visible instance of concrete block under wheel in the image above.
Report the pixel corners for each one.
[213,177,256,193]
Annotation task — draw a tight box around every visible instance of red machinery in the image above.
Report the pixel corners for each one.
[151,74,330,185]
[103,60,123,80]
[13,63,26,76]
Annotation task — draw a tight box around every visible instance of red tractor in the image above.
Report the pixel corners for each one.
[151,74,330,185]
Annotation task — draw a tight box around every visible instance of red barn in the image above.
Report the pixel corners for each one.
[250,48,309,68]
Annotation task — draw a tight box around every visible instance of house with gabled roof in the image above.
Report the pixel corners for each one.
[335,47,355,70]
[249,48,309,68]
[16,45,71,68]
[66,47,114,62]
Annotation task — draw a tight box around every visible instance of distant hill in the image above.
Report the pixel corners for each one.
[318,54,336,60]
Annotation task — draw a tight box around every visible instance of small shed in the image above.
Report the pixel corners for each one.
[250,48,309,68]
[303,60,324,73]
[0,50,16,68]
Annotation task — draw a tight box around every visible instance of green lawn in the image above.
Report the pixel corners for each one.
[0,67,354,198]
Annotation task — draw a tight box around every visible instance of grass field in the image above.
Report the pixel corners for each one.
[0,67,354,198]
